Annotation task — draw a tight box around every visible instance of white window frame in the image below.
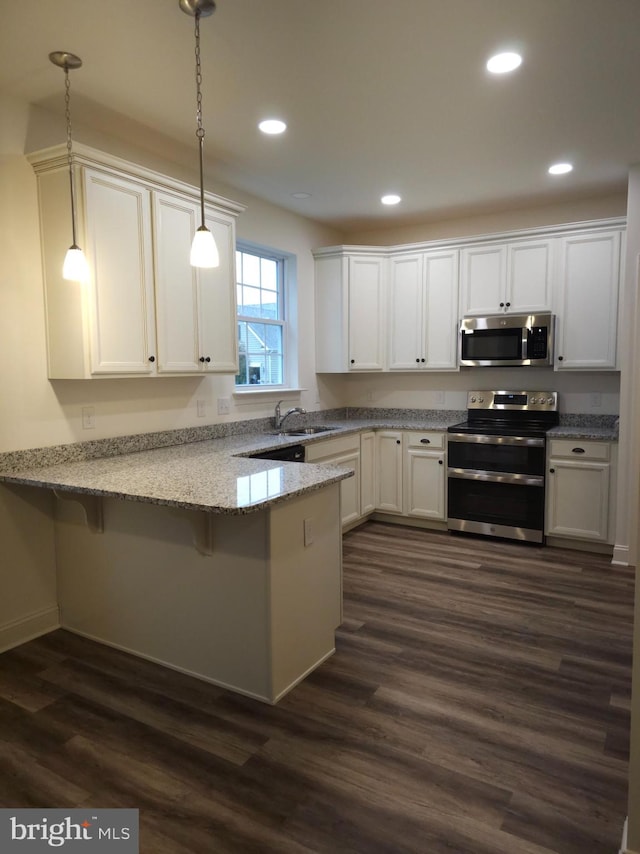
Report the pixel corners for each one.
[234,241,298,394]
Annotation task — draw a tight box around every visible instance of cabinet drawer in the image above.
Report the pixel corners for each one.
[306,433,360,461]
[548,439,610,462]
[405,431,445,450]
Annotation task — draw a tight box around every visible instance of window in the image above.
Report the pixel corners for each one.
[235,247,286,387]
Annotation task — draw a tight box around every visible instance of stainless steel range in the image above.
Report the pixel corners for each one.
[447,390,559,544]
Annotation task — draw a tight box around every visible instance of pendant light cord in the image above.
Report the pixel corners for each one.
[194,10,207,228]
[64,66,79,247]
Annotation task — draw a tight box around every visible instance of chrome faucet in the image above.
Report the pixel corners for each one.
[274,400,307,431]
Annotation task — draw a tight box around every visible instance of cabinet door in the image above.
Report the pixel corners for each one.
[84,169,156,374]
[554,231,621,370]
[388,254,423,370]
[348,256,385,370]
[405,449,446,519]
[333,451,361,526]
[459,245,506,315]
[546,460,609,540]
[376,431,403,514]
[507,240,554,313]
[360,431,376,516]
[198,207,239,372]
[424,249,459,370]
[153,193,200,373]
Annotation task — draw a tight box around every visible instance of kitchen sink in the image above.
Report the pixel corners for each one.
[282,426,334,436]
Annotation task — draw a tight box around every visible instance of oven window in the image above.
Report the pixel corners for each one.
[462,328,523,361]
[447,478,545,530]
[448,440,545,476]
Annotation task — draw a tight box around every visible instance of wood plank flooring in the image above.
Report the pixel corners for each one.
[0,521,634,853]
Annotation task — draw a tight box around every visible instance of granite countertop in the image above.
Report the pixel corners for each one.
[0,409,617,515]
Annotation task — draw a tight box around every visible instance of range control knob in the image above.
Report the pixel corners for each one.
[547,397,554,405]
[470,396,476,403]
[530,397,538,404]
[478,396,484,403]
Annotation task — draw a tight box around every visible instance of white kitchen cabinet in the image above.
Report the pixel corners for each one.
[314,250,386,372]
[388,250,459,370]
[154,193,238,374]
[29,144,243,379]
[460,239,554,317]
[360,431,376,516]
[404,431,446,520]
[306,434,362,528]
[375,431,404,514]
[554,230,622,370]
[546,439,612,542]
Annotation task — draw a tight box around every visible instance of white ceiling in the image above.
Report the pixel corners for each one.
[2,0,640,232]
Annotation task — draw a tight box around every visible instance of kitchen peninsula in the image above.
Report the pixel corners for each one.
[0,433,354,704]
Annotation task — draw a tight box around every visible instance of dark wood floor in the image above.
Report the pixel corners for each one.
[0,522,634,853]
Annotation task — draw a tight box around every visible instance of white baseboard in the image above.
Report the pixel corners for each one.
[612,544,631,565]
[0,606,60,653]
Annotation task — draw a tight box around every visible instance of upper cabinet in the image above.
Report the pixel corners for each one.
[553,229,622,371]
[315,250,386,372]
[388,249,459,370]
[29,144,244,379]
[460,238,554,316]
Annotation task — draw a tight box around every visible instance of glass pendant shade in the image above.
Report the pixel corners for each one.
[63,245,90,282]
[190,226,219,268]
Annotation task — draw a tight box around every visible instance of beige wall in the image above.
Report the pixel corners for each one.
[0,91,344,454]
[344,192,627,246]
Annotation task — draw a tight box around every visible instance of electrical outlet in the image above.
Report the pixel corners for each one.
[590,392,602,408]
[433,390,445,405]
[303,517,314,547]
[366,389,376,402]
[82,406,95,429]
[217,397,230,415]
[197,399,206,417]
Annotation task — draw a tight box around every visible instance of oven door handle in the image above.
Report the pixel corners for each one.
[447,467,545,487]
[448,433,545,447]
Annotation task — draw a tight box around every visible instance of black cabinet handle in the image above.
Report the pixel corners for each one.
[148,355,155,363]
[558,356,564,361]
[200,356,212,363]
[420,438,431,444]
[350,359,355,364]
[506,302,511,307]
[416,358,420,363]
[499,302,504,307]
[396,439,401,445]
[438,459,443,465]
[572,447,586,454]
[421,358,425,363]
[550,468,555,473]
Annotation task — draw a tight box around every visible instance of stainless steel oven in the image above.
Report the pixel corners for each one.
[447,391,558,544]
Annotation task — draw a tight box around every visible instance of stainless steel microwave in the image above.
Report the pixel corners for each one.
[459,313,554,367]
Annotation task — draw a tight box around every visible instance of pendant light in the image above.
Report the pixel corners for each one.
[180,0,220,268]
[49,51,90,283]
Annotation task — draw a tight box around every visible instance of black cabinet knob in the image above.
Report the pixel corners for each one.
[200,356,212,363]
[350,359,355,364]
[506,302,511,307]
[416,358,420,363]
[396,439,401,445]
[421,358,425,363]
[558,355,564,361]
[148,355,155,363]
[438,459,443,464]
[550,468,555,474]
[499,302,504,307]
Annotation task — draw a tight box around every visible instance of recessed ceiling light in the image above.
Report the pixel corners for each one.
[381,194,401,205]
[548,162,574,175]
[486,52,522,74]
[258,119,287,135]
[291,192,311,199]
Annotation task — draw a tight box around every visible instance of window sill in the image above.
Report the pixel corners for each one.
[232,387,306,402]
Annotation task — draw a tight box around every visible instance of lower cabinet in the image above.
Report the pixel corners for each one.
[546,439,613,542]
[360,431,376,516]
[404,432,447,520]
[375,431,404,514]
[306,434,362,528]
